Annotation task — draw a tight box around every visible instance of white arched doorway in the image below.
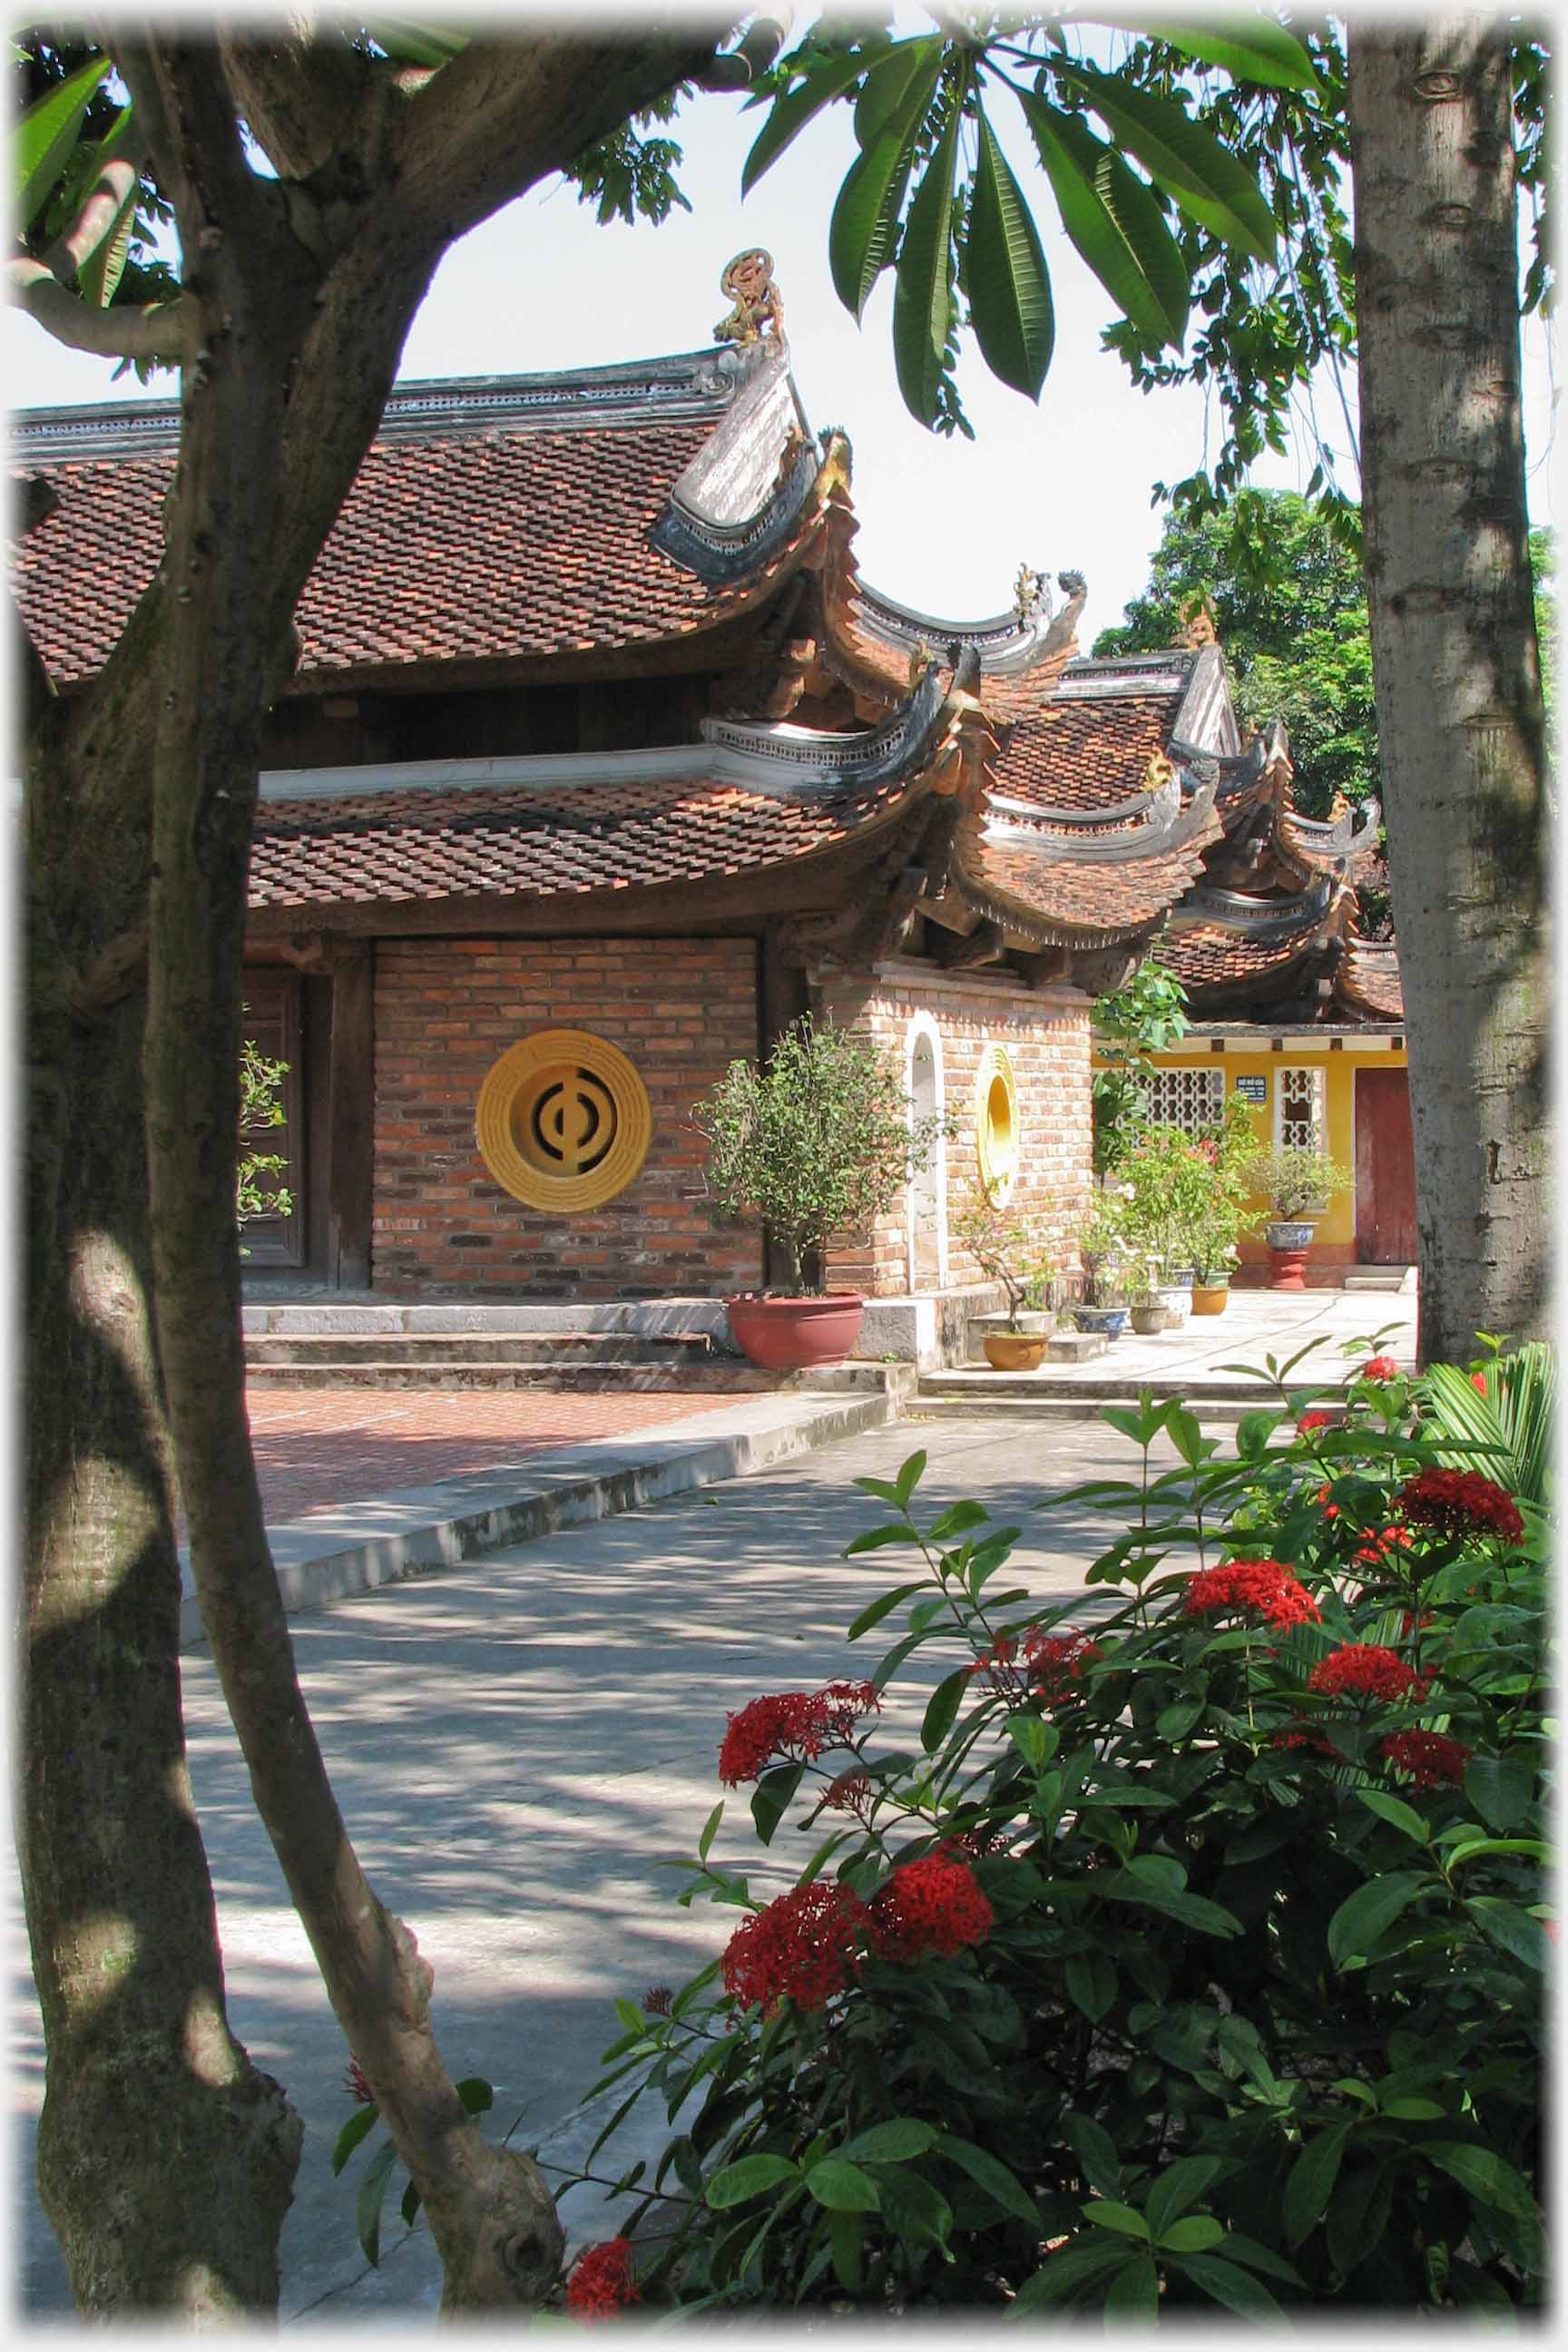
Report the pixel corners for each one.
[905,1012,948,1292]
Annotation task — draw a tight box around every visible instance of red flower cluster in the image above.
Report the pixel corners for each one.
[566,2238,641,2320]
[1396,1469,1524,1545]
[1308,1644,1428,1704]
[1184,1559,1321,1631]
[1359,1355,1401,1383]
[1471,1370,1489,1397]
[868,1852,995,1964]
[1297,1409,1336,1436]
[720,1883,871,2014]
[342,2055,375,2106]
[1022,1628,1102,1701]
[1318,1483,1342,1523]
[965,1634,1017,1687]
[642,1985,673,2016]
[1270,1727,1336,1758]
[1400,1609,1436,1637]
[823,1769,875,1821]
[719,1681,881,1786]
[1382,1729,1472,1789]
[1354,1524,1416,1572]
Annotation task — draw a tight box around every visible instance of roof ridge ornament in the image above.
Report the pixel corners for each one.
[713,248,786,352]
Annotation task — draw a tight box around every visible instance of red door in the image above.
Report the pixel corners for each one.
[1355,1066,1416,1263]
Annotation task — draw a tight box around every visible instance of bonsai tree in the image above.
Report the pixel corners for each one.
[1251,1145,1354,1223]
[1078,1188,1136,1306]
[695,1015,944,1296]
[953,1184,1055,1332]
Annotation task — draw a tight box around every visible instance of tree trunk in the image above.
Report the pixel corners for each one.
[22,681,302,2312]
[1348,19,1550,1363]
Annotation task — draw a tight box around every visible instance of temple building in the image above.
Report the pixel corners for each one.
[15,269,1409,1323]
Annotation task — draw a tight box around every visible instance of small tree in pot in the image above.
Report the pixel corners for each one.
[953,1184,1056,1368]
[1249,1146,1354,1290]
[696,1016,945,1367]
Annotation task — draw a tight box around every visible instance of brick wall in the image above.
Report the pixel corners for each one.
[372,937,762,1298]
[814,962,1093,1297]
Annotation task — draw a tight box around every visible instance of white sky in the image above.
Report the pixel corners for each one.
[7,15,1558,645]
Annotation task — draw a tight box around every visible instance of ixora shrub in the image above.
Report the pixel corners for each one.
[694,1014,945,1295]
[538,1332,1549,2319]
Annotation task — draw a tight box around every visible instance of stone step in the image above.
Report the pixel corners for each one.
[1341,1267,1415,1291]
[245,1359,914,1397]
[245,1331,721,1368]
[912,1370,1339,1426]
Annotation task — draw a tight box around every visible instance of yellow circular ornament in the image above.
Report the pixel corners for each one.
[975,1043,1020,1207]
[475,1029,652,1211]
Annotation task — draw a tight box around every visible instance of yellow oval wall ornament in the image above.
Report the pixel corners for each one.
[975,1043,1020,1207]
[476,1029,652,1211]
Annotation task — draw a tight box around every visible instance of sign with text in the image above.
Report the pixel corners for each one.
[1233,1075,1268,1105]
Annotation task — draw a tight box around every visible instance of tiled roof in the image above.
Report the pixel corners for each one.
[248,769,916,912]
[1338,942,1406,1021]
[972,830,1217,939]
[15,418,807,688]
[1164,922,1324,992]
[988,689,1188,812]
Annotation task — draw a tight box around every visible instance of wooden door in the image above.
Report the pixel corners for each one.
[1355,1065,1416,1263]
[240,972,305,1265]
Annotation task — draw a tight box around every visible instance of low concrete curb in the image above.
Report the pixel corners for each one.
[180,1379,914,1651]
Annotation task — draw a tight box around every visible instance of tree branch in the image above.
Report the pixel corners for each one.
[393,27,733,240]
[216,16,373,180]
[8,255,192,359]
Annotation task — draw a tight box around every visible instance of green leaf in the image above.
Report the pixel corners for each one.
[1052,61,1279,263]
[966,103,1054,397]
[843,1524,917,1555]
[1063,1949,1117,2024]
[1282,2120,1352,2249]
[330,2103,380,2175]
[698,1800,723,1862]
[1104,2249,1159,2314]
[855,36,941,149]
[1082,2199,1149,2239]
[828,2208,864,2293]
[846,1578,926,1638]
[1465,1896,1549,1971]
[1236,1408,1286,1459]
[928,1497,991,1542]
[1464,1754,1535,1831]
[1156,1695,1204,1740]
[1160,2213,1226,2253]
[77,172,137,309]
[1019,95,1190,350]
[1099,1871,1241,1937]
[1355,1787,1431,1844]
[1423,2141,1538,2217]
[876,2163,952,2253]
[934,2133,1040,2226]
[399,2173,422,2227]
[1118,16,1320,91]
[1327,1870,1432,1969]
[894,1448,928,1506]
[841,2119,939,2162]
[1068,2112,1122,2200]
[1011,2234,1135,2308]
[1170,2250,1288,2318]
[454,2076,493,2115]
[750,1761,805,1847]
[805,2156,882,2213]
[356,2140,399,2267]
[921,1664,971,1754]
[706,2152,801,2209]
[891,86,964,426]
[1145,2155,1232,2239]
[741,47,868,196]
[17,53,111,228]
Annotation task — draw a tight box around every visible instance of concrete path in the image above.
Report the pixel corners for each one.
[17,1408,1191,2326]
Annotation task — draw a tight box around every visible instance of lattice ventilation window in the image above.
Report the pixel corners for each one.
[1276,1065,1327,1154]
[476,1029,652,1211]
[1142,1065,1225,1134]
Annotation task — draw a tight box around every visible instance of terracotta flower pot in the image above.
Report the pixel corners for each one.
[1191,1283,1230,1316]
[983,1330,1048,1371]
[725,1293,865,1370]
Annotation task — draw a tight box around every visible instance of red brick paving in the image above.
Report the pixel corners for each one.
[242,1387,733,1526]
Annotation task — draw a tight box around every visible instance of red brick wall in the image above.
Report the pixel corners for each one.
[372,937,762,1298]
[814,962,1093,1297]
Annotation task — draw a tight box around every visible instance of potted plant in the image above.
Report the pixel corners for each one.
[1073,1192,1132,1338]
[954,1186,1054,1369]
[695,1015,945,1368]
[1124,1264,1170,1337]
[1191,1242,1240,1315]
[1250,1146,1353,1289]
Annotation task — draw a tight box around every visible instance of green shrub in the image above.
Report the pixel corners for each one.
[555,1337,1548,2318]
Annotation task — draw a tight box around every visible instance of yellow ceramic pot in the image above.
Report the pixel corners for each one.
[984,1331,1048,1371]
[1191,1284,1230,1316]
